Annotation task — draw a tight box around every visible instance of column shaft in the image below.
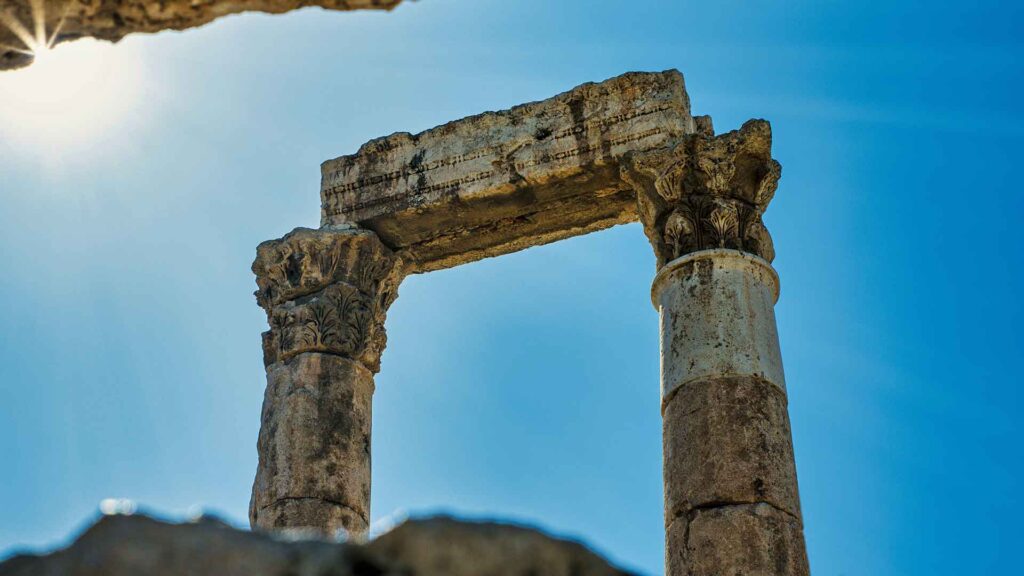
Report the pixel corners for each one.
[624,119,809,575]
[248,227,402,540]
[655,251,807,576]
[252,353,374,537]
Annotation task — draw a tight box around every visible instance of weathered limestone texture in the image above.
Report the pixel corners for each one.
[322,70,696,272]
[244,72,808,571]
[623,118,778,268]
[0,514,637,576]
[0,0,405,70]
[624,120,809,575]
[250,226,403,540]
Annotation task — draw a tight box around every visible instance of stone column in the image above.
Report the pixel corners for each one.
[624,119,809,575]
[248,226,403,541]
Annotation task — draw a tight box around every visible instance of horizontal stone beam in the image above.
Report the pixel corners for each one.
[321,70,697,272]
[0,0,405,70]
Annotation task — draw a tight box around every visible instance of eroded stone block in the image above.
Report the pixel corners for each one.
[321,70,696,271]
[250,352,374,538]
[667,503,809,576]
[662,375,801,522]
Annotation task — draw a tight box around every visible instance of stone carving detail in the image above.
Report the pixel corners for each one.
[623,118,781,267]
[253,227,402,372]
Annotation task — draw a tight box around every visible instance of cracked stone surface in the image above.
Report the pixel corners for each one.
[0,0,405,70]
[662,375,801,524]
[666,503,809,576]
[250,353,374,539]
[0,514,637,576]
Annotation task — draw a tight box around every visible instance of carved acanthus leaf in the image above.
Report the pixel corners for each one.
[624,119,780,267]
[254,227,403,372]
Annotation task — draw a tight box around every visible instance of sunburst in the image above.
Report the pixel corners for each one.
[1,0,72,58]
[0,1,146,157]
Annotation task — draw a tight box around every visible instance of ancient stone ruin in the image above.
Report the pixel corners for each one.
[1,0,815,570]
[249,69,810,575]
[0,65,809,575]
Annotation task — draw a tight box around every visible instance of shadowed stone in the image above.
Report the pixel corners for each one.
[369,516,638,576]
[0,0,406,71]
[0,514,636,576]
[250,353,374,538]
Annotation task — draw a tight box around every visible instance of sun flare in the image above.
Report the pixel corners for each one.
[0,38,145,155]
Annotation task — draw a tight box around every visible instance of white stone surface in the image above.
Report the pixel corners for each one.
[652,249,786,403]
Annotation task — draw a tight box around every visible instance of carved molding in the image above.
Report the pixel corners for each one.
[253,227,402,373]
[623,119,780,267]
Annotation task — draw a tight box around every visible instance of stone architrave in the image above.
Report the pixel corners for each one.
[623,119,809,576]
[320,70,696,272]
[249,226,403,540]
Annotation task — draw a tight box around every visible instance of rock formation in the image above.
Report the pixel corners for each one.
[0,0,406,70]
[0,514,636,576]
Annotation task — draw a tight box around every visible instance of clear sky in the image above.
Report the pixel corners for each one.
[1,1,1021,574]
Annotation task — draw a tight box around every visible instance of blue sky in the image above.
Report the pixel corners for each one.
[1,1,1022,574]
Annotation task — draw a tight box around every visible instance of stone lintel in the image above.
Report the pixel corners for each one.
[321,70,697,273]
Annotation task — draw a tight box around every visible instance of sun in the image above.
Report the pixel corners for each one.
[0,38,146,155]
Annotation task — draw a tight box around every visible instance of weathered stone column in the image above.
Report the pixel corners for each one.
[249,226,403,540]
[624,119,809,575]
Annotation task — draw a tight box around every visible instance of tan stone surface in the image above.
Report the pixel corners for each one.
[250,353,373,539]
[662,375,801,522]
[1,514,637,576]
[0,0,404,70]
[321,70,696,272]
[666,503,809,576]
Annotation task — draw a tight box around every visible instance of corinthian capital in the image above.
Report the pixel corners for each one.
[252,227,403,373]
[623,119,781,267]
